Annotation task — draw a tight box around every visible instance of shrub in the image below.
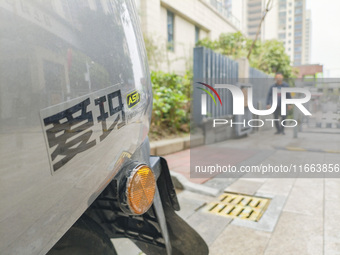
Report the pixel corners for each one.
[150,71,192,135]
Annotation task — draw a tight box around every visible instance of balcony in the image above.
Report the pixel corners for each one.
[202,0,241,29]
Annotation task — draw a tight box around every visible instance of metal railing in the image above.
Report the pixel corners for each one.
[193,47,273,128]
[248,67,273,113]
[193,46,239,125]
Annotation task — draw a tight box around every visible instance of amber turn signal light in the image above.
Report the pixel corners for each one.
[126,164,156,215]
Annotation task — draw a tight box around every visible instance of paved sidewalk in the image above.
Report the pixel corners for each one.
[172,129,340,255]
[113,129,340,254]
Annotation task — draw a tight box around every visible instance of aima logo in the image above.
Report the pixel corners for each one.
[197,82,312,116]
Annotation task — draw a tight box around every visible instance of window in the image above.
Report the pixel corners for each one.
[288,17,292,22]
[249,24,259,28]
[248,17,260,21]
[295,8,302,14]
[248,2,261,7]
[195,26,200,43]
[279,33,286,39]
[167,10,174,51]
[295,31,302,36]
[249,9,262,14]
[295,39,302,44]
[295,16,302,22]
[295,47,301,52]
[295,1,303,7]
[295,23,302,29]
[294,54,301,59]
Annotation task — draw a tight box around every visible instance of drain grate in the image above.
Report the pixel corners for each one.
[204,192,271,222]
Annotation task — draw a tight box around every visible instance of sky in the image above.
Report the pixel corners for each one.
[307,0,340,77]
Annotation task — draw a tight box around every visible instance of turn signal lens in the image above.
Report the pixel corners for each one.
[126,165,156,215]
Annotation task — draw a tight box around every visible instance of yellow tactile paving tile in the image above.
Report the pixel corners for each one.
[204,192,271,222]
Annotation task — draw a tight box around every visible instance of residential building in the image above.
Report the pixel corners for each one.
[247,0,278,41]
[304,9,311,64]
[277,0,311,65]
[135,0,247,74]
[247,0,263,39]
[247,0,311,66]
[292,0,305,66]
[278,0,295,62]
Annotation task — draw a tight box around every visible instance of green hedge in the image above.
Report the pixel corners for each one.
[151,71,192,133]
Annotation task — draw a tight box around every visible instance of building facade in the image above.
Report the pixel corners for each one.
[294,64,323,79]
[136,0,247,74]
[292,0,305,66]
[247,0,311,66]
[304,9,311,64]
[247,0,278,41]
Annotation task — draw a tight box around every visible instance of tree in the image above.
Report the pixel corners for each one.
[196,32,296,78]
[251,40,293,78]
